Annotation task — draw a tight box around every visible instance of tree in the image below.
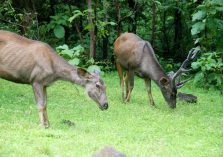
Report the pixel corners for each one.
[151,1,157,48]
[87,0,96,58]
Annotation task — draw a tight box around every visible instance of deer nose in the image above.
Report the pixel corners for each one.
[103,103,108,110]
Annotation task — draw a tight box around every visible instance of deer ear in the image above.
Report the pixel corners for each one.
[93,69,100,76]
[77,68,92,79]
[159,77,169,86]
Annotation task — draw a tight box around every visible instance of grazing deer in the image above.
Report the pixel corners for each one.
[114,32,198,108]
[0,30,108,127]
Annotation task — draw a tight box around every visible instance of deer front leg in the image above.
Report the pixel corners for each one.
[32,82,49,128]
[125,69,134,102]
[144,78,155,106]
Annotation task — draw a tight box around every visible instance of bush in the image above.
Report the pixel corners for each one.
[156,55,181,72]
[191,51,223,90]
[56,44,103,74]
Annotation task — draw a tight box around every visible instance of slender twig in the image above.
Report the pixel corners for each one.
[0,18,24,28]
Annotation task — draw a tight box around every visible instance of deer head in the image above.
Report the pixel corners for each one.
[164,48,199,108]
[77,68,108,110]
[159,76,177,108]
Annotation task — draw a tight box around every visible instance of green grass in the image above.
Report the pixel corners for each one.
[0,72,223,157]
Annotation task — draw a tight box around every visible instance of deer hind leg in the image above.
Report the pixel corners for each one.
[125,72,129,100]
[144,78,155,106]
[32,82,49,128]
[116,62,125,101]
[125,69,134,102]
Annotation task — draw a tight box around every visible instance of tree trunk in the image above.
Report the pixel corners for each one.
[133,12,137,33]
[174,7,182,59]
[68,5,83,43]
[49,0,55,15]
[102,38,108,60]
[115,0,121,37]
[102,0,108,60]
[162,8,170,57]
[93,0,97,58]
[12,0,33,34]
[128,0,137,33]
[151,1,156,48]
[87,0,96,58]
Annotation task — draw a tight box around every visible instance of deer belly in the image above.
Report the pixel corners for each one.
[0,65,30,84]
[0,48,35,83]
[117,52,141,69]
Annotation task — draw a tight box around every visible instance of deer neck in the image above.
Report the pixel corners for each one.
[53,59,87,87]
[140,52,168,86]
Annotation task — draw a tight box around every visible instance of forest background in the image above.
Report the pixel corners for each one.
[0,0,222,90]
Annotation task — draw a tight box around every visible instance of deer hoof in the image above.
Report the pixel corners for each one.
[149,103,156,108]
[40,121,50,129]
[124,99,130,103]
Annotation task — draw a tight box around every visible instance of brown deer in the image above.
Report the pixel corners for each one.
[114,32,198,108]
[0,30,108,127]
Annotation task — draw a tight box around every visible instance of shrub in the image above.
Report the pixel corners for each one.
[191,51,223,90]
[56,44,103,73]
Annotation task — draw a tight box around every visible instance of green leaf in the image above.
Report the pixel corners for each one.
[154,0,162,5]
[69,10,84,23]
[205,64,212,71]
[191,62,201,69]
[206,18,218,31]
[191,22,205,35]
[108,22,117,26]
[209,8,217,15]
[166,64,173,69]
[87,65,102,74]
[216,7,223,12]
[215,19,223,29]
[216,75,222,86]
[197,5,206,10]
[68,16,76,23]
[194,38,201,44]
[212,0,223,5]
[84,23,94,31]
[86,58,95,65]
[194,72,204,83]
[53,25,65,39]
[192,10,206,21]
[61,49,74,58]
[74,45,84,52]
[50,15,59,21]
[68,58,80,66]
[56,44,69,51]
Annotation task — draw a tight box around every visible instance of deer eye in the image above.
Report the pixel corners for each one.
[96,83,100,88]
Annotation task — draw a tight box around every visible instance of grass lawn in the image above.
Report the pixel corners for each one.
[0,72,223,157]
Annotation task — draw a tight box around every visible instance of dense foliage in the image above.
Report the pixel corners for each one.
[192,52,223,90]
[191,0,223,90]
[0,0,222,90]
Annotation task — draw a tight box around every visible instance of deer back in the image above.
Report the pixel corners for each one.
[114,33,147,69]
[0,30,67,84]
